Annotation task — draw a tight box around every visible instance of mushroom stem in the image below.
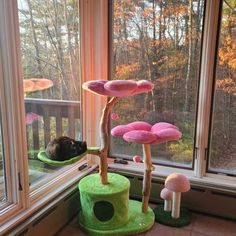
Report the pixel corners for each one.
[164,200,172,212]
[99,97,119,184]
[172,192,181,218]
[142,143,152,213]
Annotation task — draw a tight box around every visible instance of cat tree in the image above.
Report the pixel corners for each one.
[38,79,184,235]
[78,79,155,236]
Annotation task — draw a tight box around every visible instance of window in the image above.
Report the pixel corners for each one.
[0,0,107,231]
[17,0,82,189]
[110,0,205,168]
[208,0,236,176]
[110,0,236,177]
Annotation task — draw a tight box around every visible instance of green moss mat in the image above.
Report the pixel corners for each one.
[79,200,155,236]
[153,204,191,227]
[37,147,100,166]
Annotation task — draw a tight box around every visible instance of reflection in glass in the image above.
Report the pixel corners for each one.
[17,0,81,187]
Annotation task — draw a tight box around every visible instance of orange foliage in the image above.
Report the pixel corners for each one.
[216,78,236,95]
[115,63,139,80]
[219,35,236,69]
[163,5,188,18]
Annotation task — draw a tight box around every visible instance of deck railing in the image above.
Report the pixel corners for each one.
[24,98,81,157]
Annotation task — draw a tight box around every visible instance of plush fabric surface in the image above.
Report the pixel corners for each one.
[82,80,154,97]
[79,199,155,236]
[165,173,190,193]
[153,204,191,227]
[111,121,182,145]
[79,173,130,230]
[37,147,99,166]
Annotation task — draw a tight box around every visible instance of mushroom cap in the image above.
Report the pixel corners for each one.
[111,125,132,138]
[127,121,152,131]
[160,188,173,200]
[123,130,157,144]
[104,80,137,97]
[23,80,35,92]
[23,78,53,92]
[132,80,154,95]
[154,128,182,144]
[111,121,182,145]
[82,80,154,97]
[165,173,190,193]
[151,122,179,133]
[133,155,142,163]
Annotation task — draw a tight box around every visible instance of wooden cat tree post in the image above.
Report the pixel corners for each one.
[82,79,154,184]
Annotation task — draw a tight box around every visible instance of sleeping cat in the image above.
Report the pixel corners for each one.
[46,136,87,161]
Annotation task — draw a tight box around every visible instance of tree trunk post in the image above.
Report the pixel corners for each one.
[99,97,119,184]
[142,143,153,213]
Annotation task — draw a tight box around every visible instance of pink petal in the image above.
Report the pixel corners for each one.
[111,125,132,138]
[82,80,111,96]
[123,130,157,144]
[104,80,137,97]
[127,121,152,131]
[151,122,179,133]
[111,113,119,120]
[154,128,182,144]
[132,80,154,95]
[133,155,142,163]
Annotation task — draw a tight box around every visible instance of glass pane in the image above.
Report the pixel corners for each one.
[17,0,82,187]
[0,116,7,205]
[110,0,205,167]
[208,1,236,176]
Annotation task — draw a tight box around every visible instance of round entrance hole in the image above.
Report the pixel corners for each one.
[93,201,115,222]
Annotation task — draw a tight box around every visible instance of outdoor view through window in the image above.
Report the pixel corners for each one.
[110,0,205,168]
[208,0,236,176]
[18,0,81,187]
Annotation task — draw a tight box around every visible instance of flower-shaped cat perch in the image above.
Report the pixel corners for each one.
[83,80,154,184]
[111,121,182,213]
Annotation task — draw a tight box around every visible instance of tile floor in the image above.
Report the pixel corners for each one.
[57,207,236,236]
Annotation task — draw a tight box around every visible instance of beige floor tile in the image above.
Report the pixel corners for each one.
[192,214,236,236]
[56,225,88,236]
[145,223,192,236]
[191,232,211,236]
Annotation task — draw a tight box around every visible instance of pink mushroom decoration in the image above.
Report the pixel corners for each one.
[160,188,173,212]
[165,173,190,219]
[83,79,154,184]
[111,121,182,213]
[133,155,142,163]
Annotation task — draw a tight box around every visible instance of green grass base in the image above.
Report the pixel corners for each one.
[78,200,155,236]
[153,204,191,227]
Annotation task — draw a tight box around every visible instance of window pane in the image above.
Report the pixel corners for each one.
[110,0,204,167]
[0,118,7,205]
[208,1,236,176]
[17,0,82,187]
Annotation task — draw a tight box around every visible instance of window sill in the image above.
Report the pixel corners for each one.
[108,159,236,193]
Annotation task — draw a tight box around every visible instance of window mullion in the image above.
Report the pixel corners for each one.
[0,0,29,218]
[195,0,221,178]
[80,0,108,158]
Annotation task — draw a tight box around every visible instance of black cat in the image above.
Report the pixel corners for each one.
[46,136,87,161]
